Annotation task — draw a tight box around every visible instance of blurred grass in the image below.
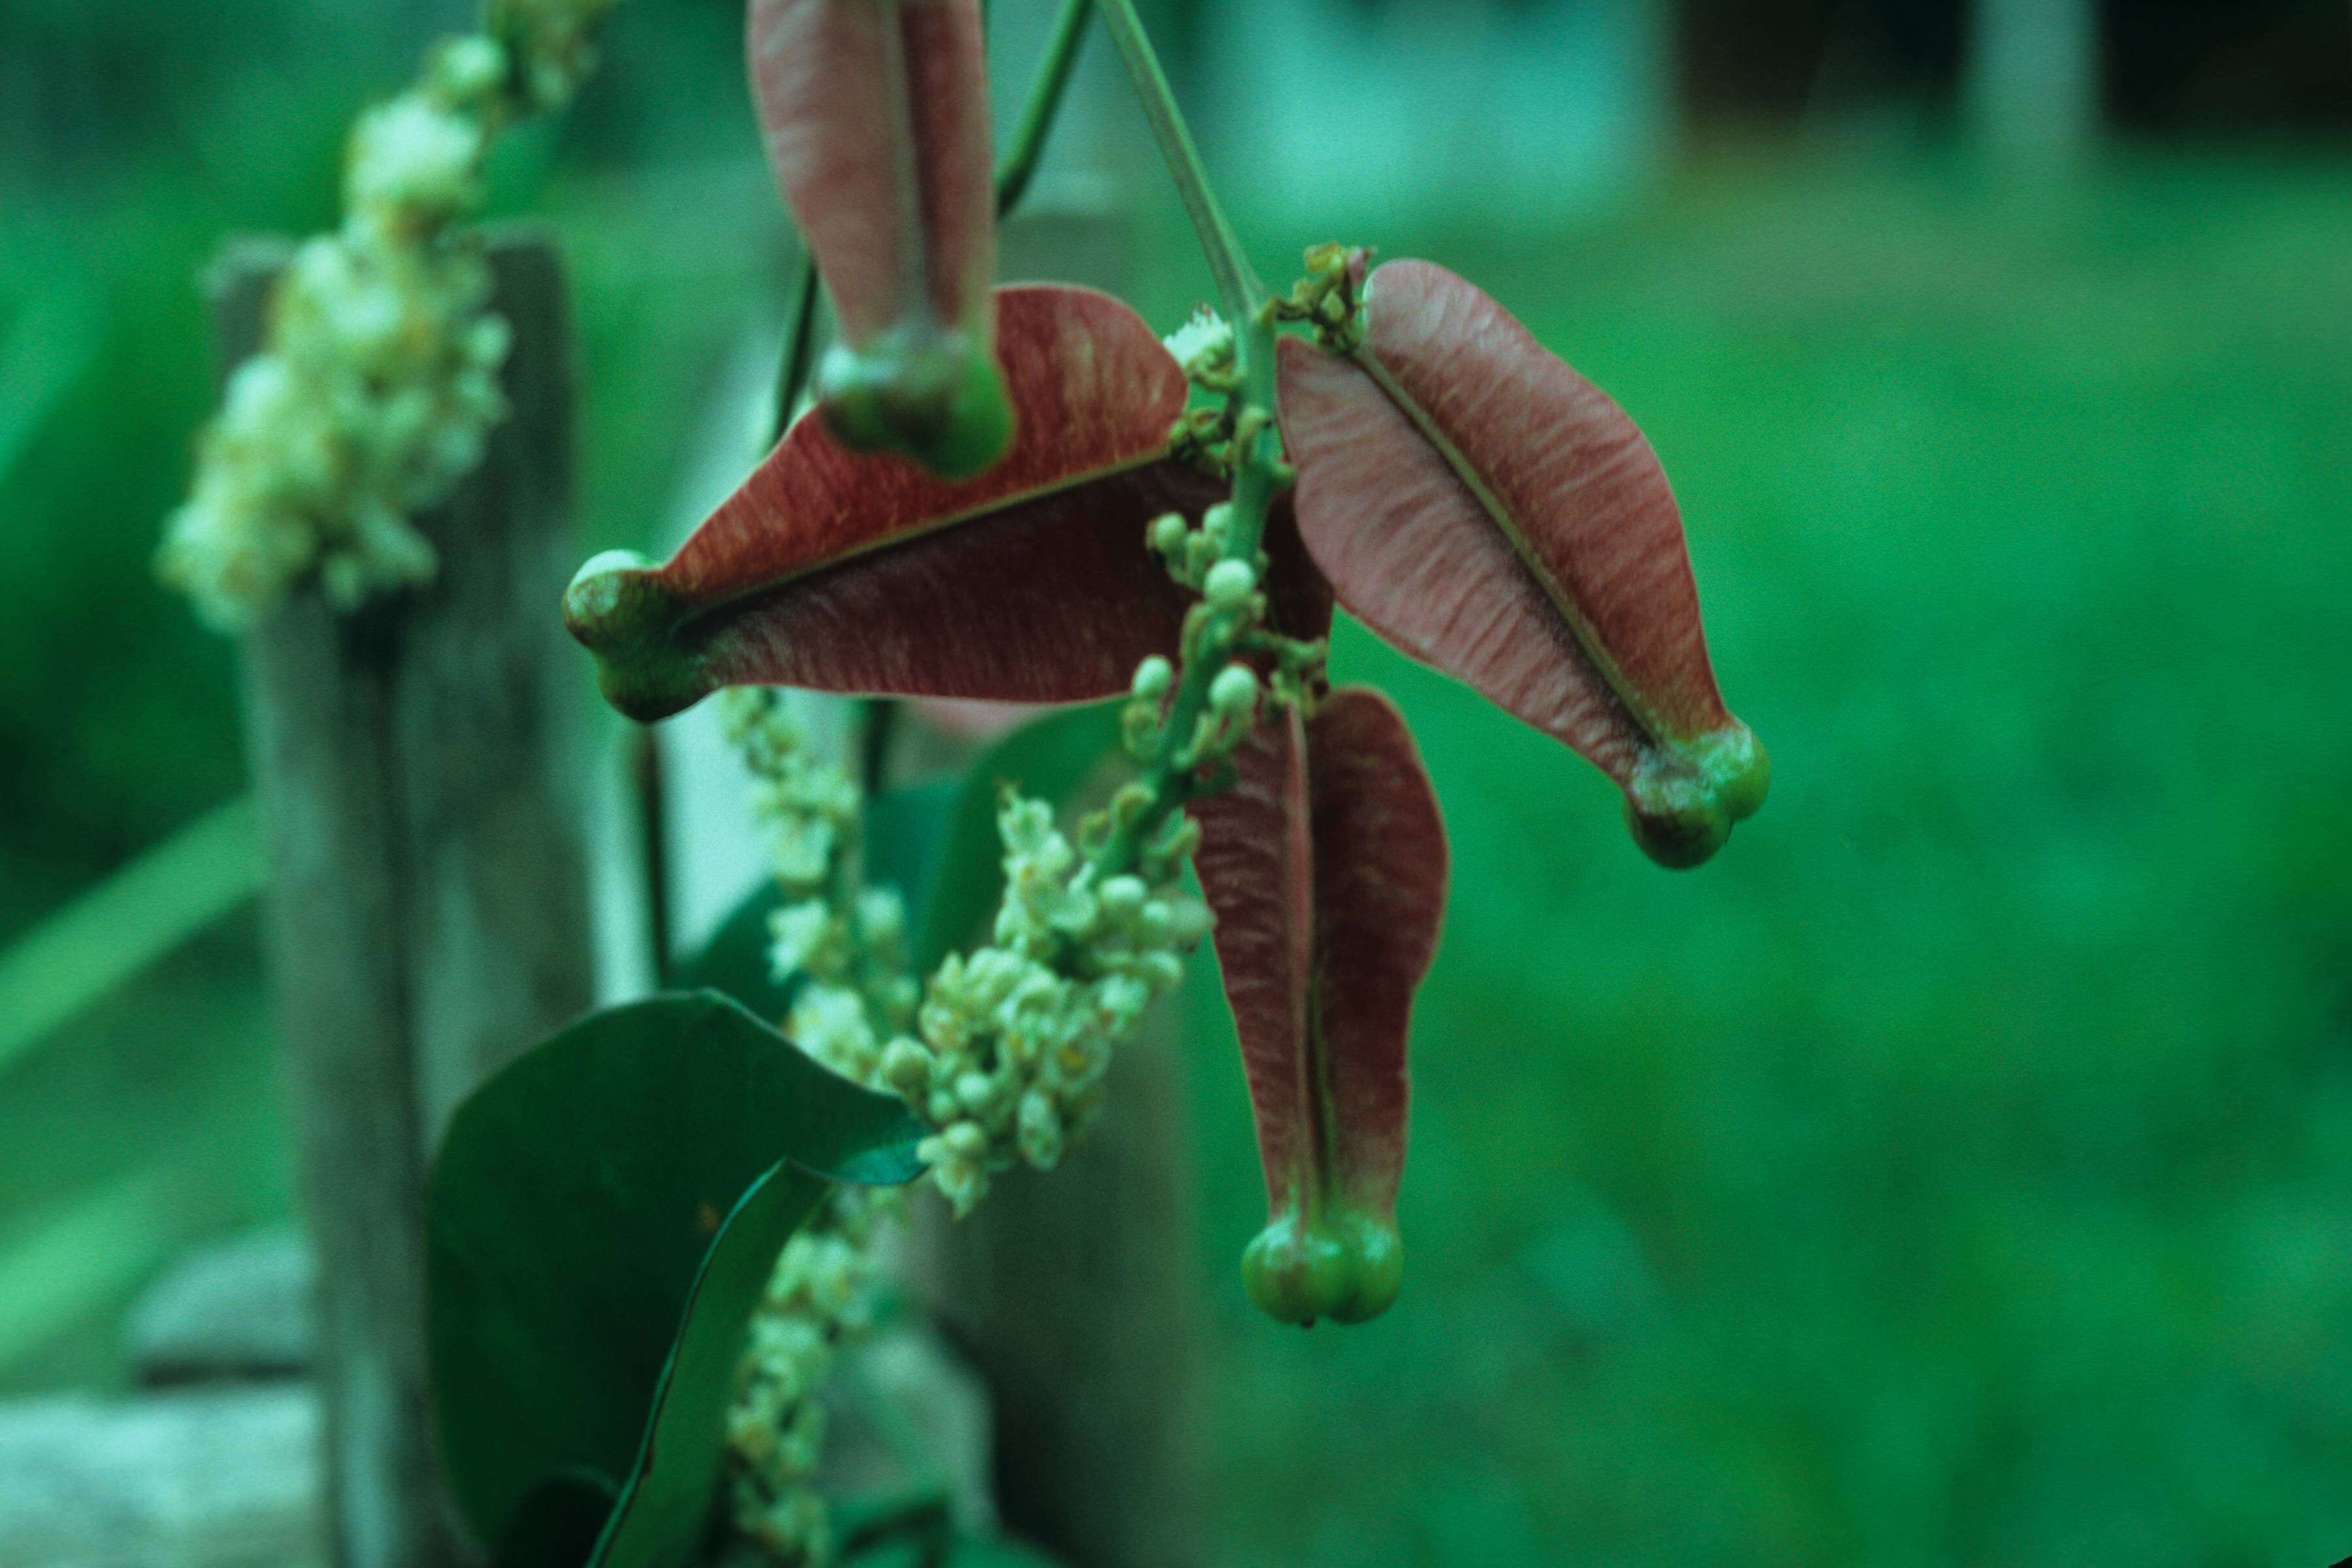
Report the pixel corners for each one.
[0,794,261,1076]
[3,13,2351,1559]
[1179,152,2352,1568]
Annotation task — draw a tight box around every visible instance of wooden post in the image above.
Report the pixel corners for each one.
[216,235,595,1568]
[910,1013,1207,1568]
[906,176,1207,1561]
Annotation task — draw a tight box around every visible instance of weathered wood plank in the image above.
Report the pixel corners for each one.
[910,1008,1207,1568]
[217,235,593,1568]
[0,1282,984,1568]
[127,1230,313,1386]
[0,1386,327,1568]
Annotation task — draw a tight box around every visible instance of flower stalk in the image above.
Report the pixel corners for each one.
[1086,0,1292,878]
[992,0,1097,218]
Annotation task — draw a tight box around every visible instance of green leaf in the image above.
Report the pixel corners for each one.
[834,1485,953,1561]
[493,1473,619,1568]
[427,992,925,1558]
[590,1162,828,1568]
[667,777,962,1023]
[869,776,963,921]
[913,701,1129,971]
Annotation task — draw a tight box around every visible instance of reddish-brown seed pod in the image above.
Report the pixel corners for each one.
[892,500,1330,742]
[1261,492,1335,647]
[749,0,1011,476]
[1277,259,1767,868]
[1190,686,1448,1326]
[565,286,1211,721]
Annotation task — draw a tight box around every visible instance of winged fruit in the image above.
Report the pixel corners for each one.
[750,0,1011,476]
[1278,258,1767,868]
[566,286,1216,721]
[1190,687,1448,1326]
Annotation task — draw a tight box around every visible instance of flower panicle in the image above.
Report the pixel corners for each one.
[160,4,624,632]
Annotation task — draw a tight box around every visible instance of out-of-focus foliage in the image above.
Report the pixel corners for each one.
[0,797,260,1077]
[0,0,779,1392]
[1177,159,2352,1568]
[5,2,2352,1565]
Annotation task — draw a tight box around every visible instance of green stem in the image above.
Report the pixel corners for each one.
[858,696,900,798]
[1086,0,1290,881]
[1092,0,1263,331]
[1090,0,1279,502]
[994,0,1094,216]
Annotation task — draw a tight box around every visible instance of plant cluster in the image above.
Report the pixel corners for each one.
[557,3,1770,1551]
[564,0,1767,1338]
[164,1,1767,1563]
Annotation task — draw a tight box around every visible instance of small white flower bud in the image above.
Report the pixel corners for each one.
[938,1162,988,1217]
[880,1037,932,1096]
[1132,656,1175,700]
[1138,900,1174,945]
[1209,663,1260,719]
[1149,513,1188,557]
[857,887,906,949]
[1204,558,1257,609]
[432,37,508,106]
[955,1071,997,1113]
[1162,896,1214,947]
[1099,875,1149,920]
[943,1120,990,1160]
[1049,887,1100,939]
[1017,1090,1065,1169]
[1160,306,1232,367]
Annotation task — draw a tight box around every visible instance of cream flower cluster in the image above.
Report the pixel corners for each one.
[887,796,1210,1215]
[725,1187,898,1568]
[720,690,919,1087]
[159,3,621,631]
[713,504,1281,1562]
[719,689,915,1567]
[488,0,627,113]
[720,673,1222,1226]
[1160,305,1233,375]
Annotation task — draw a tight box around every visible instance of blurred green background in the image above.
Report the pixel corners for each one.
[5,1,2352,1564]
